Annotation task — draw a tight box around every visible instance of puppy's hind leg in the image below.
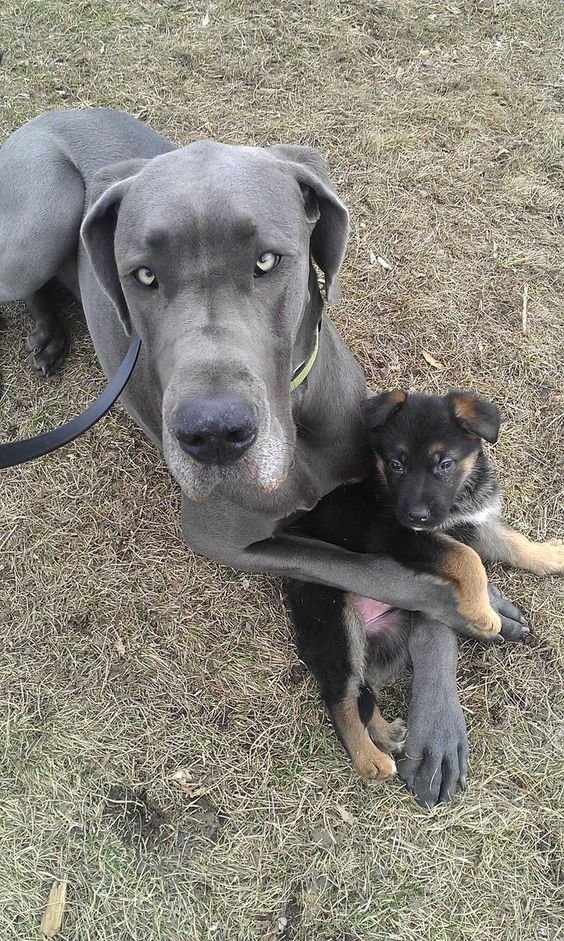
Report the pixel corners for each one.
[367,707,407,755]
[24,282,70,377]
[285,582,396,782]
[475,519,564,577]
[363,611,410,754]
[331,693,397,782]
[332,604,404,781]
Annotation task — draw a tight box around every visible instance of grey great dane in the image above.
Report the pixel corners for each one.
[0,109,527,805]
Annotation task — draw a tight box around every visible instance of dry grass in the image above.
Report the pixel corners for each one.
[1,1,563,939]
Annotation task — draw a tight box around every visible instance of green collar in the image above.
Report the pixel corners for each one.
[290,320,321,392]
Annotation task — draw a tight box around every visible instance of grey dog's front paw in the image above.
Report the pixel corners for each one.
[397,690,469,807]
[487,585,529,642]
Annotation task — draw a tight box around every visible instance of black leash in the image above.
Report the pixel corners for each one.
[0,335,142,469]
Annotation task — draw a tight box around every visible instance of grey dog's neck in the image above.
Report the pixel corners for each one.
[292,265,325,372]
[291,273,372,481]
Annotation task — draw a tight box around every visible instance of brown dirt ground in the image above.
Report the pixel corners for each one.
[0,1,563,939]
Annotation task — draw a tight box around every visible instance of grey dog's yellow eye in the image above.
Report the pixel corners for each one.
[254,252,281,276]
[134,266,157,287]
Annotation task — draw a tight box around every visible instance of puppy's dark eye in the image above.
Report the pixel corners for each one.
[439,458,455,472]
[388,459,404,473]
[254,252,281,277]
[133,266,158,288]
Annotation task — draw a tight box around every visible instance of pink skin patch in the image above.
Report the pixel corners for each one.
[349,594,402,634]
[243,459,285,493]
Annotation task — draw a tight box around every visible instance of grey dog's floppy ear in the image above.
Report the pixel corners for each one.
[269,145,349,304]
[447,391,501,444]
[80,159,149,336]
[361,390,407,432]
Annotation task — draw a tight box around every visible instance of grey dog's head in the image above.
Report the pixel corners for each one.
[80,142,348,500]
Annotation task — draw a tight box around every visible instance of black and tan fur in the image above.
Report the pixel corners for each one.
[285,390,564,783]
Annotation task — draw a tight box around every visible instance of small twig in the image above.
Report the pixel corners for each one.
[41,880,67,938]
[522,283,529,335]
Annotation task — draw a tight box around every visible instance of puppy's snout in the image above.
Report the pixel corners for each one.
[407,505,431,525]
[174,392,258,465]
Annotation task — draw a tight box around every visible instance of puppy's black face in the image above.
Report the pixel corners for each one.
[361,390,501,531]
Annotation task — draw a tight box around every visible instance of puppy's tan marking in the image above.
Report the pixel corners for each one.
[450,393,478,426]
[458,451,478,482]
[367,710,407,753]
[495,528,564,576]
[332,697,396,781]
[374,454,387,481]
[428,441,446,457]
[387,390,408,407]
[437,535,501,636]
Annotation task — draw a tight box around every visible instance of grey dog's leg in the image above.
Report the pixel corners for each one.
[206,527,529,641]
[24,282,69,376]
[397,616,469,807]
[0,126,85,308]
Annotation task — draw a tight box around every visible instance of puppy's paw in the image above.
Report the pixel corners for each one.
[354,741,397,782]
[457,593,502,638]
[529,539,564,576]
[474,605,502,638]
[368,716,407,753]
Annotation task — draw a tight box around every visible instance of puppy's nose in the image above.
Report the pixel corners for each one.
[408,506,430,524]
[174,393,258,465]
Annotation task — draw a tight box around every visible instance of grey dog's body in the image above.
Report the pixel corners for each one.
[0,109,527,805]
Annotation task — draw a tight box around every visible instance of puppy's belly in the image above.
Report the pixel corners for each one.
[348,594,402,633]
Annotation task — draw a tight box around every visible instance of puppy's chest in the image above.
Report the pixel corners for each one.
[442,496,502,545]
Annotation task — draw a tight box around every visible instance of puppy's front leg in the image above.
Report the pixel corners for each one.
[473,519,564,576]
[436,537,502,637]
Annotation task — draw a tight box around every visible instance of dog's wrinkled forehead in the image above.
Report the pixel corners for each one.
[117,142,310,252]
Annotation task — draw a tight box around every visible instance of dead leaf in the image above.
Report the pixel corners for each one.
[41,880,67,938]
[421,350,445,370]
[170,768,209,798]
[376,255,393,270]
[335,804,356,825]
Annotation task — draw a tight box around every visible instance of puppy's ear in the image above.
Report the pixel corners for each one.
[80,158,150,336]
[447,391,501,444]
[268,145,349,304]
[361,390,407,432]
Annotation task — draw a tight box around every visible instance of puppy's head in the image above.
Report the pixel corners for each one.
[361,390,500,531]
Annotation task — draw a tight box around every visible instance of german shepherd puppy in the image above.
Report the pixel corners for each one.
[285,390,564,783]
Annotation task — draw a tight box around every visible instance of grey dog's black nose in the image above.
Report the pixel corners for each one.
[408,506,430,524]
[174,393,258,465]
